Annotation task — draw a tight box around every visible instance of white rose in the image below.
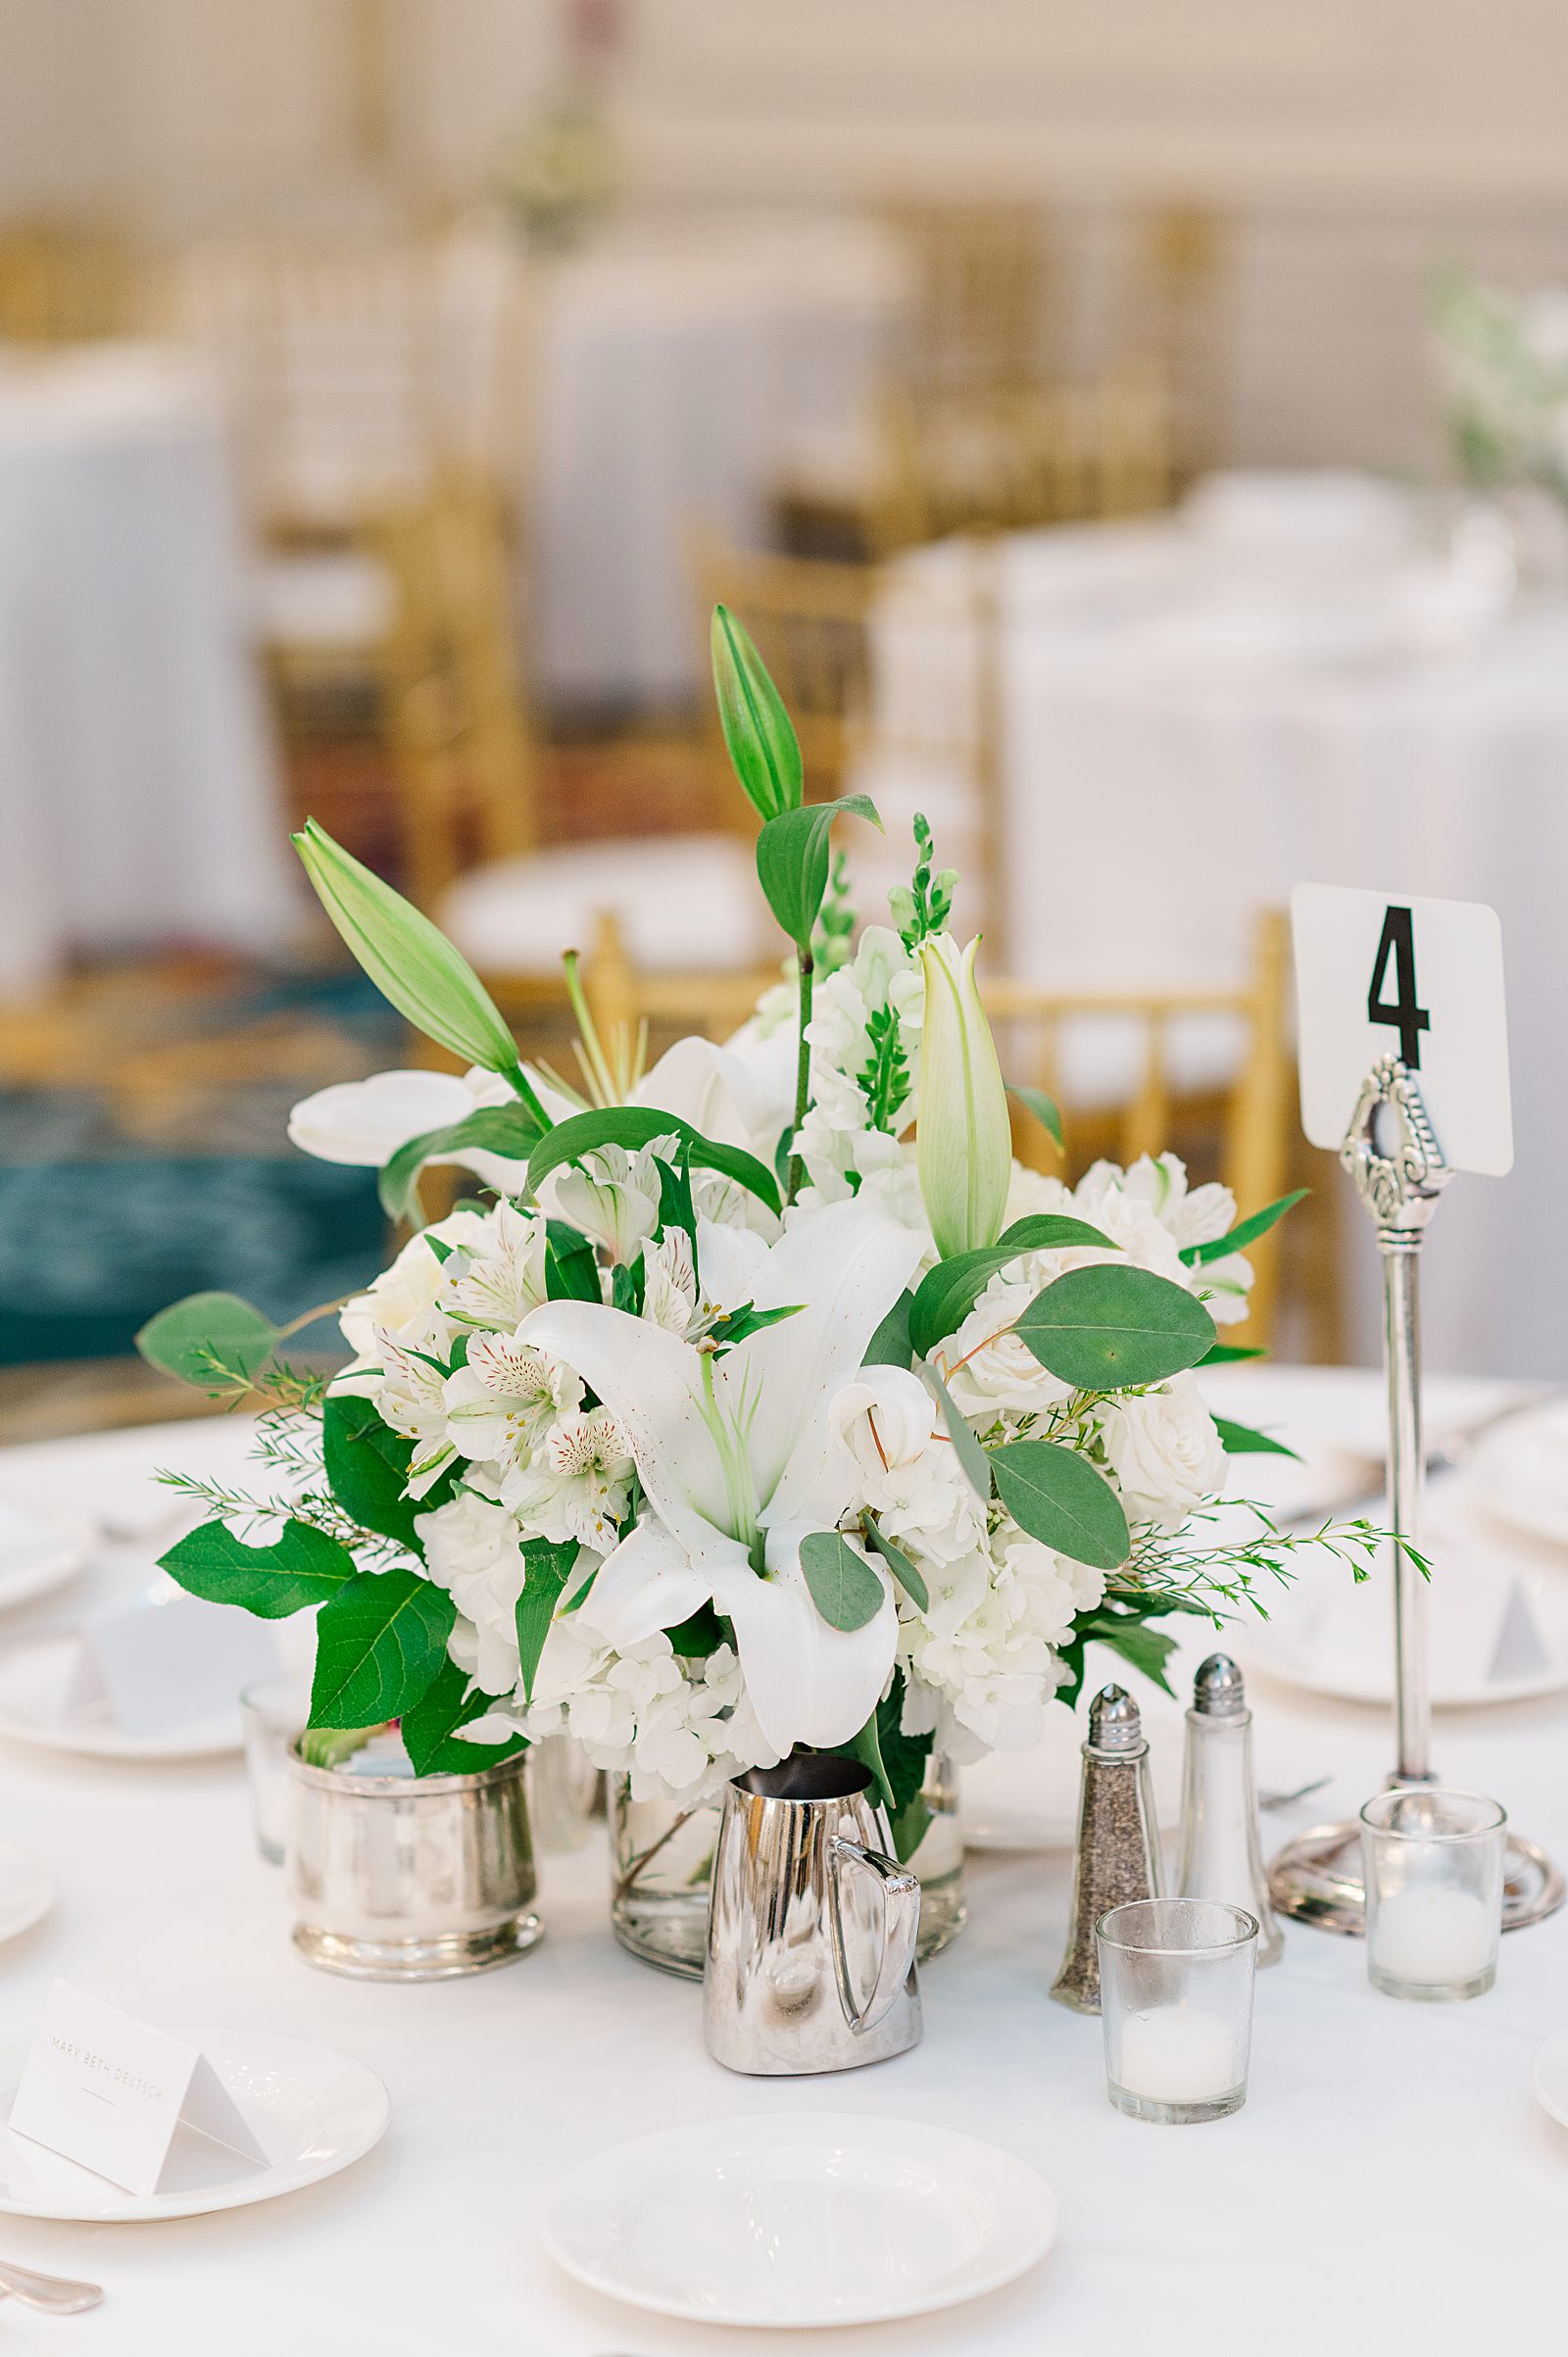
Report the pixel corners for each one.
[943,1277,1071,1418]
[829,1366,986,1564]
[416,1489,529,1694]
[1099,1374,1226,1527]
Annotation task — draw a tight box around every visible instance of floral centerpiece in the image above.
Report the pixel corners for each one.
[142,610,1386,1949]
[1432,270,1568,506]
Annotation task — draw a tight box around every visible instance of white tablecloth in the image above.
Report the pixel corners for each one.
[0,1376,1565,2356]
[869,481,1568,1377]
[528,215,905,707]
[0,346,299,1002]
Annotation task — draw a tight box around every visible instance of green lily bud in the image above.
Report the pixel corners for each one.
[292,820,520,1079]
[917,934,1011,1261]
[710,603,803,821]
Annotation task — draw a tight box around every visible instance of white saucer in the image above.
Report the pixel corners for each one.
[0,1638,241,1760]
[0,1844,54,1946]
[0,1508,82,1615]
[543,2114,1057,2330]
[1533,2028,1568,2132]
[0,2031,388,2221]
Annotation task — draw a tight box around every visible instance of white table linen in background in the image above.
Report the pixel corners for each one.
[0,346,298,1002]
[866,480,1568,1377]
[0,1382,1564,2357]
[528,213,905,706]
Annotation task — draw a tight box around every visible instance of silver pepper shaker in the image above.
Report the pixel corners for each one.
[1175,1653,1283,1967]
[1051,1684,1161,2014]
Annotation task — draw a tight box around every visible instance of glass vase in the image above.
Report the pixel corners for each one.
[609,1748,965,1978]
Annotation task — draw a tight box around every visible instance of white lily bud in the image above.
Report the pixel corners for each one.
[916,934,1010,1261]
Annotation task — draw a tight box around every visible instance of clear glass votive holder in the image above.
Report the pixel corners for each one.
[1359,1788,1505,2003]
[1098,1897,1259,2125]
[240,1675,310,1864]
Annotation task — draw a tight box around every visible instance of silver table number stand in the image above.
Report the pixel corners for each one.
[1269,1053,1564,1935]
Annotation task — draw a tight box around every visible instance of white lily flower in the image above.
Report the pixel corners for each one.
[516,1198,925,1755]
[916,933,1011,1260]
[288,1067,532,1193]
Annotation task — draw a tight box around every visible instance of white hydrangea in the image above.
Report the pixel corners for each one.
[899,1528,1103,1758]
[829,1367,987,1567]
[520,1625,783,1803]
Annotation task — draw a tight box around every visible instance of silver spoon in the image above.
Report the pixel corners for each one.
[0,2256,104,2313]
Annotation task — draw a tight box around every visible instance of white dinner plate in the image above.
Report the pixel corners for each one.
[0,1507,82,1616]
[0,1844,54,1947]
[544,2114,1056,2330]
[1466,1400,1568,1548]
[0,2031,389,2221]
[1532,2027,1568,2132]
[0,1637,241,1760]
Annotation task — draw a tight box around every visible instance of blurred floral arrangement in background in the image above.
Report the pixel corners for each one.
[1432,269,1568,504]
[137,609,1390,1859]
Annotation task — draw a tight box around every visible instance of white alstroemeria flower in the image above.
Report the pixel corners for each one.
[549,1138,674,1265]
[1098,1374,1227,1528]
[442,1331,583,1465]
[373,1326,458,1496]
[290,1067,531,1192]
[446,1202,554,1331]
[517,1198,925,1755]
[503,1407,635,1550]
[641,1229,700,1336]
[828,1366,987,1567]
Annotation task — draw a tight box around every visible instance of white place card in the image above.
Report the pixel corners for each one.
[1291,883,1513,1177]
[9,1983,268,2196]
[64,1589,278,1739]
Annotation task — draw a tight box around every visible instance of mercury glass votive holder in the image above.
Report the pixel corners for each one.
[1097,1897,1259,2125]
[240,1675,311,1864]
[1359,1788,1505,2003]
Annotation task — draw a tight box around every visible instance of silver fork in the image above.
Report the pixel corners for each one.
[1258,1775,1331,1813]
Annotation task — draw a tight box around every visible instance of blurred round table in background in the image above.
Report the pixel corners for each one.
[0,344,299,1003]
[866,477,1568,1378]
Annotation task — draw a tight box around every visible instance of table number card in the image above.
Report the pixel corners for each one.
[1291,883,1514,1176]
[9,1983,267,2196]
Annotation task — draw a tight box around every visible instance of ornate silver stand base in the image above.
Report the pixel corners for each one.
[293,1913,544,1981]
[1269,1820,1564,1938]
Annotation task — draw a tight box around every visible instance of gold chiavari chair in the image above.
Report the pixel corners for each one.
[372,474,763,1034]
[869,374,1173,555]
[1108,201,1234,486]
[0,221,143,345]
[878,198,1056,392]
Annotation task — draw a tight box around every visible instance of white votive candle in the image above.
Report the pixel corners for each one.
[1116,2006,1237,2104]
[1371,1886,1496,1987]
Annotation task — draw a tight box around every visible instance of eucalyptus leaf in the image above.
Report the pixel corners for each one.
[755,794,882,950]
[1014,1264,1215,1391]
[926,1364,994,1501]
[907,1215,1117,1360]
[800,1531,884,1633]
[1181,1188,1308,1267]
[861,1517,929,1612]
[990,1440,1130,1570]
[513,1539,579,1703]
[308,1568,455,1732]
[135,1291,278,1394]
[160,1519,355,1617]
[527,1105,780,1217]
[378,1105,542,1226]
[1213,1415,1301,1460]
[1199,1343,1268,1365]
[710,604,802,821]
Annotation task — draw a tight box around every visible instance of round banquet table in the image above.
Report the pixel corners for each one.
[526,213,905,709]
[867,480,1568,1379]
[0,1372,1567,2352]
[0,344,300,1004]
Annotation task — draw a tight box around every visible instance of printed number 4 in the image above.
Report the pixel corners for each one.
[1367,905,1431,1069]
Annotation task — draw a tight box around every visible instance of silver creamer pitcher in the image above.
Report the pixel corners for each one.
[703,1754,922,2075]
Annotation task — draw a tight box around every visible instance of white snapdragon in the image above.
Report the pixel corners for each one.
[502,1406,635,1549]
[797,927,924,1199]
[1098,1372,1227,1528]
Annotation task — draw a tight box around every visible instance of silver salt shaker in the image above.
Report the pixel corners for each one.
[1175,1653,1282,1967]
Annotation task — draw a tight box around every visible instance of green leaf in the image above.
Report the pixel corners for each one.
[707,1301,804,1348]
[666,1603,728,1658]
[710,604,802,821]
[513,1539,579,1703]
[862,1288,913,1371]
[1014,1264,1216,1391]
[1073,1607,1180,1697]
[322,1392,434,1551]
[308,1568,455,1732]
[755,794,882,950]
[377,1105,543,1226]
[926,1363,994,1500]
[159,1519,356,1616]
[1181,1188,1308,1267]
[135,1291,278,1394]
[990,1440,1130,1569]
[527,1105,780,1218]
[1213,1415,1301,1461]
[800,1531,884,1633]
[907,1215,1117,1360]
[1199,1343,1268,1365]
[544,1219,603,1304]
[400,1656,526,1776]
[1006,1083,1063,1152]
[861,1517,929,1612]
[827,1670,933,1853]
